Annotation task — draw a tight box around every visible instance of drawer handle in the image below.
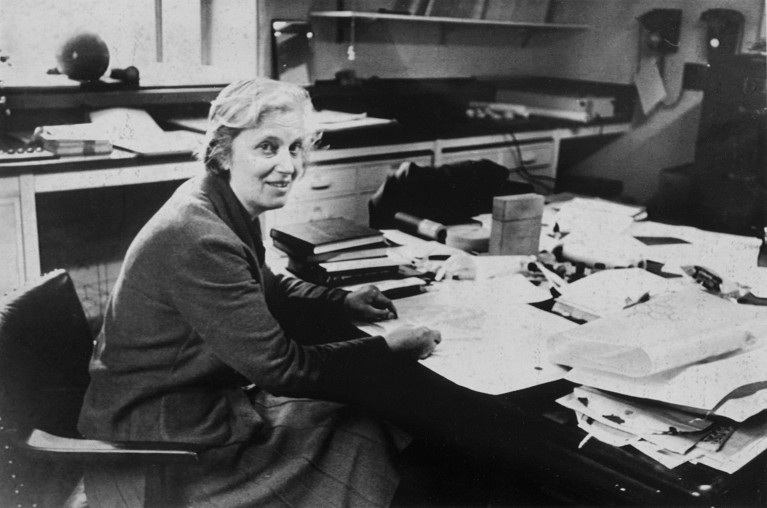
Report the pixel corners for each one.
[309,180,331,190]
[521,153,538,164]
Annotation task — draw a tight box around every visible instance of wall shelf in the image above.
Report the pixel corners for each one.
[309,10,591,32]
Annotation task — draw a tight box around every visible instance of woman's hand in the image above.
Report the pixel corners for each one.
[384,325,441,359]
[343,285,398,321]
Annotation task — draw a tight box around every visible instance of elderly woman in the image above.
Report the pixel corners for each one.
[77,78,439,507]
[78,78,542,507]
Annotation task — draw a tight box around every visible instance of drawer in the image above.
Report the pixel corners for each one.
[267,195,358,230]
[289,166,356,201]
[441,141,554,170]
[509,142,555,169]
[356,155,433,192]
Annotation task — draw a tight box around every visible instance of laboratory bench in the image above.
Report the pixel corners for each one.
[0,103,630,297]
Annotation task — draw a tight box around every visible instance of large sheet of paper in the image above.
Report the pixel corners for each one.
[548,288,767,378]
[357,275,578,394]
[565,342,767,420]
[626,221,767,295]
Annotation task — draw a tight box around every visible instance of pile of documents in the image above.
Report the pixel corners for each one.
[548,287,767,473]
[33,123,112,155]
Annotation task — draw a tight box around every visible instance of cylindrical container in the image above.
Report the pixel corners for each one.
[394,212,447,242]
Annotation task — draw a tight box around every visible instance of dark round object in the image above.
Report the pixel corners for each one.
[56,32,110,81]
[110,66,140,84]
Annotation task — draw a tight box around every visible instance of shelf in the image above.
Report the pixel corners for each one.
[309,11,590,31]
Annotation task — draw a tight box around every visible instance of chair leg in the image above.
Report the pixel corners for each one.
[83,462,186,508]
[63,477,88,508]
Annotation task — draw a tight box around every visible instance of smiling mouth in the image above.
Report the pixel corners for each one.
[266,181,291,189]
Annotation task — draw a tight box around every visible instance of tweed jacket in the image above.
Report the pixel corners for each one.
[78,172,390,446]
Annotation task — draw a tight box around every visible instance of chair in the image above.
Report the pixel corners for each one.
[368,158,535,230]
[0,269,200,508]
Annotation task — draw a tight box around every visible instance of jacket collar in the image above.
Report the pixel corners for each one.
[200,173,266,266]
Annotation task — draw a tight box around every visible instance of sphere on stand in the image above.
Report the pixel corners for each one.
[56,32,110,81]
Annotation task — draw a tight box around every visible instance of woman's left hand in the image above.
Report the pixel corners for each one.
[344,285,398,322]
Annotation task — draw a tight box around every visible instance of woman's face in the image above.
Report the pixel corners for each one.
[227,109,306,217]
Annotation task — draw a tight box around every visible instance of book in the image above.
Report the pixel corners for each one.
[33,124,113,155]
[38,140,112,156]
[287,257,403,286]
[270,218,385,255]
[272,237,390,264]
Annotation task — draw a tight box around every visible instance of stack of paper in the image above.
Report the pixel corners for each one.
[552,267,678,322]
[33,124,112,155]
[89,108,200,156]
[548,288,767,473]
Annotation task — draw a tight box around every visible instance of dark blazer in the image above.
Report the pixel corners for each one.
[78,172,390,446]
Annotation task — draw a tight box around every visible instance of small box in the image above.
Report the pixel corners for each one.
[489,194,544,255]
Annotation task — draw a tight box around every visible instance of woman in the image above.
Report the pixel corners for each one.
[78,78,440,507]
[78,78,548,507]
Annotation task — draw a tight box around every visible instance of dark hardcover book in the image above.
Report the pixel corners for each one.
[270,218,385,255]
[272,237,390,264]
[287,257,403,287]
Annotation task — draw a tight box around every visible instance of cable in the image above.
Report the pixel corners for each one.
[506,131,555,193]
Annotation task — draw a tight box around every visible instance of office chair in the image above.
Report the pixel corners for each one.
[0,269,200,508]
[368,158,535,230]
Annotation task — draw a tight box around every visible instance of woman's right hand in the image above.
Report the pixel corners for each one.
[384,325,441,359]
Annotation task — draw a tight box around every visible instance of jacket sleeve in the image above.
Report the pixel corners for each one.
[164,226,390,400]
[262,262,350,317]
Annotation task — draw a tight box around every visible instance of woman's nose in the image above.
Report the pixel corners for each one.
[274,149,296,174]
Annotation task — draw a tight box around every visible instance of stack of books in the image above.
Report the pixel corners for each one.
[33,123,112,156]
[547,288,767,474]
[270,217,404,287]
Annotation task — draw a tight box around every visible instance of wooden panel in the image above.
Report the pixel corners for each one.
[289,166,357,201]
[266,195,358,231]
[0,197,24,293]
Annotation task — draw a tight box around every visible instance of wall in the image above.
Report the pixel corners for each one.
[563,0,765,205]
[263,0,765,206]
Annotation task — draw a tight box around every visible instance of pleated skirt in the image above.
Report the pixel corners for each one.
[180,391,411,508]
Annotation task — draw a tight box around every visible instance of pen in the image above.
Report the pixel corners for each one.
[434,264,447,282]
[534,261,567,290]
[623,291,650,309]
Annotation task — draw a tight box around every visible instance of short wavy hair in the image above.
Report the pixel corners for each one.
[201,77,320,178]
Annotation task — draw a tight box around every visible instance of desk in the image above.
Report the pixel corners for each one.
[497,381,766,506]
[342,224,767,506]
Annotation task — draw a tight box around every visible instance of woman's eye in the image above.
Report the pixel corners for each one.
[289,142,303,156]
[257,142,277,155]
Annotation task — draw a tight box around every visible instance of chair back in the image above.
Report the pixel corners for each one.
[0,270,94,506]
[0,269,93,439]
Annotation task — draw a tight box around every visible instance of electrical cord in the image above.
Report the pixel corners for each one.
[507,131,555,193]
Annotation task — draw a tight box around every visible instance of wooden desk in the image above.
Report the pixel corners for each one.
[345,226,767,506]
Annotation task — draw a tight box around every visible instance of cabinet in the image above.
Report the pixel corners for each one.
[0,180,26,291]
[0,121,629,313]
[437,135,557,194]
[264,144,433,231]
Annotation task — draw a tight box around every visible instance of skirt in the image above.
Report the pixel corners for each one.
[180,391,412,508]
